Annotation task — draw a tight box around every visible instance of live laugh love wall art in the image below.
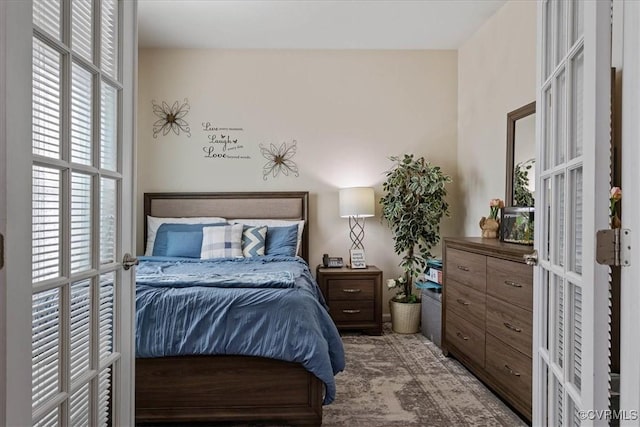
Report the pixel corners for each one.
[150,98,300,180]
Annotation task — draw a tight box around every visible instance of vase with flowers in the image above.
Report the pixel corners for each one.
[479,198,504,238]
[610,186,622,229]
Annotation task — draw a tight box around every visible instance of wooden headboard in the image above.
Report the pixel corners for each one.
[143,192,310,263]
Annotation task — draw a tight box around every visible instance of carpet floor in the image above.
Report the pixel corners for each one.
[323,325,527,426]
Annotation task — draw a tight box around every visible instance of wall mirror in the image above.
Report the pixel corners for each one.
[505,101,536,207]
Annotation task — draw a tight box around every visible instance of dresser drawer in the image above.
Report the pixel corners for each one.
[485,334,532,414]
[445,309,485,367]
[446,279,486,324]
[329,300,374,323]
[487,257,533,311]
[486,295,532,357]
[446,248,486,292]
[326,278,374,301]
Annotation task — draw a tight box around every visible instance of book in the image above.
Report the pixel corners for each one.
[426,267,443,284]
[426,258,442,269]
[415,280,442,291]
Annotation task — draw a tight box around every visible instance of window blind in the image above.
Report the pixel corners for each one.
[32,166,61,282]
[71,0,92,62]
[101,0,118,78]
[71,63,93,165]
[71,173,92,273]
[100,82,118,171]
[100,178,116,265]
[69,384,90,427]
[70,280,91,383]
[33,0,61,41]
[33,38,61,159]
[32,289,60,410]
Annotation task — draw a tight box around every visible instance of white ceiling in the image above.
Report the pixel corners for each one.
[138,0,507,50]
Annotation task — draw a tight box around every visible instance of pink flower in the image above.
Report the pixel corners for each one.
[489,198,504,208]
[609,187,622,224]
[489,198,504,220]
[610,187,622,202]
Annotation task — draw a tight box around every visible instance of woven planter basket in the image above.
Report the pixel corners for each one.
[390,300,421,334]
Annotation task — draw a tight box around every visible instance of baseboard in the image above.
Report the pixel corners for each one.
[382,313,391,323]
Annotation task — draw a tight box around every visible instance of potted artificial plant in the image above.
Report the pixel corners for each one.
[380,154,451,333]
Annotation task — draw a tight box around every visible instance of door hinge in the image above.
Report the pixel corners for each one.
[596,228,631,266]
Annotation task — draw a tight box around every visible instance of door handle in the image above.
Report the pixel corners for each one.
[523,250,538,266]
[122,253,139,270]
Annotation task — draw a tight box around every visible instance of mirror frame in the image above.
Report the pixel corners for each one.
[505,101,536,206]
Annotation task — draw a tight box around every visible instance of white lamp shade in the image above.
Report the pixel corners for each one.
[339,187,375,218]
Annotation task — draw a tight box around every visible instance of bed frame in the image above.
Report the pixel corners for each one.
[136,192,324,426]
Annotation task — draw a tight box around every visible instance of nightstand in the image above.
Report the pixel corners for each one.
[316,265,382,335]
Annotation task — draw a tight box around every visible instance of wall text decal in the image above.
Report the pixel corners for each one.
[201,122,250,160]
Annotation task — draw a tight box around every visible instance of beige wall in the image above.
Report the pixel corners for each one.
[137,49,459,311]
[457,0,537,235]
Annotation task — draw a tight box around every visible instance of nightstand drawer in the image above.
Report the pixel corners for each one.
[329,300,374,323]
[486,295,532,357]
[326,279,375,301]
[446,279,486,324]
[487,257,533,311]
[446,248,486,292]
[445,309,485,367]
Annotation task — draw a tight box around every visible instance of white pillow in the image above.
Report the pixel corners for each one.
[229,219,305,256]
[200,224,244,259]
[145,216,227,256]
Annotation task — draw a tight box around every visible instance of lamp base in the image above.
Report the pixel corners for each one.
[349,249,367,269]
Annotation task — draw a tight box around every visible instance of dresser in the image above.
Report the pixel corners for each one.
[316,265,382,335]
[442,237,533,420]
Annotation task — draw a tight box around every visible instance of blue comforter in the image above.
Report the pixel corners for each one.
[135,255,345,404]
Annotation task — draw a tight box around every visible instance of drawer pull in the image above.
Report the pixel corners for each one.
[504,364,521,377]
[456,298,470,306]
[456,331,469,341]
[456,265,470,272]
[342,309,361,314]
[342,288,362,293]
[504,280,523,288]
[503,322,522,333]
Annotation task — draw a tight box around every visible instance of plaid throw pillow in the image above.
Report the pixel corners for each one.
[200,224,244,259]
[242,226,267,257]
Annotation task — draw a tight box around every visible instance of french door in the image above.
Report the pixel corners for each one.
[533,1,611,425]
[1,0,137,425]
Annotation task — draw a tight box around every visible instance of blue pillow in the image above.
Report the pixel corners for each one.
[165,231,203,258]
[152,223,225,257]
[265,224,298,257]
[242,225,267,257]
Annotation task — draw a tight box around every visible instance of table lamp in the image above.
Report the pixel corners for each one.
[339,187,375,268]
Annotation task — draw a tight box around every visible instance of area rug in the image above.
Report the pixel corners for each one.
[323,324,527,426]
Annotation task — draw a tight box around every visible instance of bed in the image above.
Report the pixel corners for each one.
[135,191,344,426]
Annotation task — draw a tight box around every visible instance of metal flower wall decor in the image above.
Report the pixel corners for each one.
[152,98,191,138]
[259,140,300,180]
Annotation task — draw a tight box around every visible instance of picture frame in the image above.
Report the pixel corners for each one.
[501,206,534,245]
[349,249,367,269]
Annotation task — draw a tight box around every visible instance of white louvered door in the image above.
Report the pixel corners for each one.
[30,0,136,426]
[533,1,611,425]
